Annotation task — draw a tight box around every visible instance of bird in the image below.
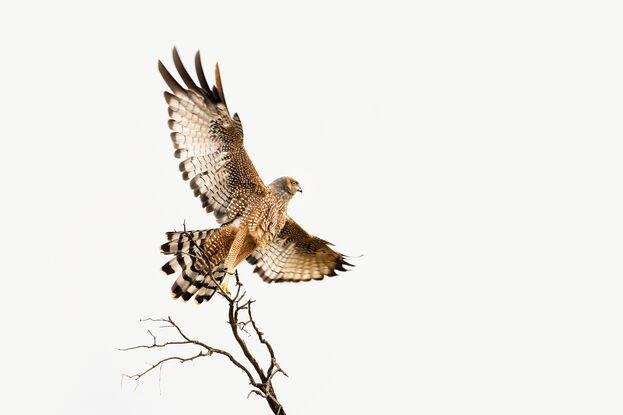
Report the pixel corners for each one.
[158,48,352,303]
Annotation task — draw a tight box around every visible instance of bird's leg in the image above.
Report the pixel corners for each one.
[220,269,233,295]
[220,226,248,295]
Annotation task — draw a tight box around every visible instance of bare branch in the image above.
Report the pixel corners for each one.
[122,350,208,384]
[118,340,192,352]
[122,228,288,414]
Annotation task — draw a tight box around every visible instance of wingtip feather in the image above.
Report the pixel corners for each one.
[194,50,215,101]
[158,60,185,95]
[214,62,226,105]
[172,46,199,91]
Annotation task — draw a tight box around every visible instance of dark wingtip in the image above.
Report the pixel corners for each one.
[335,256,354,273]
[172,46,199,91]
[194,50,215,101]
[158,60,185,95]
[214,63,226,105]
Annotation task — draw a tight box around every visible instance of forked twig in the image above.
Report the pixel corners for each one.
[121,231,287,414]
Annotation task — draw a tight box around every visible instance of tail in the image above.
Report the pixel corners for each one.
[160,226,235,303]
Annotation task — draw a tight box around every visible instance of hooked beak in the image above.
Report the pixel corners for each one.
[295,183,303,193]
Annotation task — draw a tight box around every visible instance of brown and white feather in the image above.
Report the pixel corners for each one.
[159,48,266,224]
[247,217,352,283]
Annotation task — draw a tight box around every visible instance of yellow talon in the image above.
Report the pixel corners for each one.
[219,271,231,295]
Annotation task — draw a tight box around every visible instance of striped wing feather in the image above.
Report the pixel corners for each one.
[247,217,352,283]
[159,48,266,223]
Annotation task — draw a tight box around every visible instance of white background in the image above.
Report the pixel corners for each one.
[1,1,622,414]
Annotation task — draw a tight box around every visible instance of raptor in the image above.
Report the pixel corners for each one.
[158,48,351,303]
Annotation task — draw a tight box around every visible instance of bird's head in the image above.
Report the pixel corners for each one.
[270,176,303,197]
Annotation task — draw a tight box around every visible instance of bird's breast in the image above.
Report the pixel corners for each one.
[242,195,288,247]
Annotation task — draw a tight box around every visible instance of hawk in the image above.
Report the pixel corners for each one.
[158,48,352,303]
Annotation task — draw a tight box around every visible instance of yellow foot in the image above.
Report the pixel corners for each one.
[219,271,231,295]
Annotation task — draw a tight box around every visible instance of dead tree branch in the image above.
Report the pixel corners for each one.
[121,231,287,415]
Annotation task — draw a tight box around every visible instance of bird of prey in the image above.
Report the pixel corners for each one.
[158,48,351,303]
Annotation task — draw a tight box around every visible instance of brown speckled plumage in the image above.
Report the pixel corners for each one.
[158,48,351,303]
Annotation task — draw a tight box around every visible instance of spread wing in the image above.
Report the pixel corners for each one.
[247,217,352,283]
[159,48,266,223]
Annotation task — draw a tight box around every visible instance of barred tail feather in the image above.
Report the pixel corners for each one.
[194,266,227,303]
[160,226,234,303]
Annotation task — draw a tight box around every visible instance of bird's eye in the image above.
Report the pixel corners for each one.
[292,181,297,186]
